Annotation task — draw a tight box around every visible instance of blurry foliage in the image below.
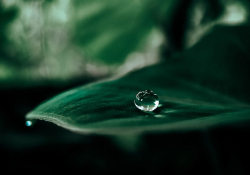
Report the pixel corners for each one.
[72,0,154,64]
[149,0,250,53]
[184,0,250,48]
[0,0,162,87]
[0,4,17,61]
[0,0,250,88]
[0,4,18,79]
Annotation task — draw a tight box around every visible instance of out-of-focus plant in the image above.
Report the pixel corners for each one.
[1,0,250,88]
[0,0,164,87]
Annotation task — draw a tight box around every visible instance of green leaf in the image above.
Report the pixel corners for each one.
[26,25,250,135]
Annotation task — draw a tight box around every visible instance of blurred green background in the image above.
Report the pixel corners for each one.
[1,0,249,87]
[1,0,250,174]
[0,0,165,87]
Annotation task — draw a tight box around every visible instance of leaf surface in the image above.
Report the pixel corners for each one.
[26,25,250,135]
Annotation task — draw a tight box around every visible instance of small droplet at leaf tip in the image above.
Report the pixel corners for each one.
[25,120,32,127]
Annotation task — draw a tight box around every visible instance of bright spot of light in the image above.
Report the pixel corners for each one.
[154,115,167,118]
[221,2,247,25]
[26,121,32,127]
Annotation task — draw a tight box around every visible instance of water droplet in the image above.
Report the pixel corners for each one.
[25,120,33,127]
[25,119,37,127]
[134,90,159,112]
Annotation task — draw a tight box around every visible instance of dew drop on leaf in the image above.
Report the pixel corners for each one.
[134,90,159,112]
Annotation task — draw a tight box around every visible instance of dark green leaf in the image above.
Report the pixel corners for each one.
[26,25,250,135]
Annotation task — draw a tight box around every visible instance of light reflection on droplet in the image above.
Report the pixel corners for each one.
[154,115,167,118]
[163,109,178,113]
[157,104,163,107]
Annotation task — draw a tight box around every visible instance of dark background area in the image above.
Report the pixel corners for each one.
[1,0,250,174]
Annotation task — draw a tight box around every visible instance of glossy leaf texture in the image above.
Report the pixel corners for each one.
[26,25,250,135]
